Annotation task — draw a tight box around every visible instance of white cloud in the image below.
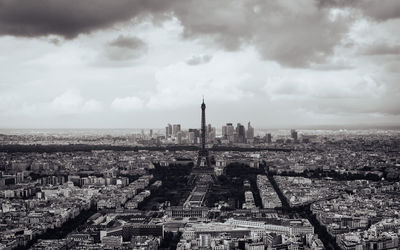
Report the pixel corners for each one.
[111,96,144,112]
[50,90,102,114]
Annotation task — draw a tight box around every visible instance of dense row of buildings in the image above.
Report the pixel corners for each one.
[257,175,282,209]
[0,183,97,249]
[311,181,400,250]
[0,131,399,249]
[164,122,257,144]
[274,176,344,207]
[177,218,319,250]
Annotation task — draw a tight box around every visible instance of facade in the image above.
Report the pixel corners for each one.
[122,224,164,241]
[166,206,209,218]
[226,218,314,236]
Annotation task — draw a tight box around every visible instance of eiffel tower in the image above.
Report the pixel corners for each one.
[196,98,212,168]
[186,98,214,195]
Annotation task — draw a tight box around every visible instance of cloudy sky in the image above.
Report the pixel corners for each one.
[0,0,399,129]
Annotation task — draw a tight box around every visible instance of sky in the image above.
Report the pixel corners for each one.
[0,0,400,129]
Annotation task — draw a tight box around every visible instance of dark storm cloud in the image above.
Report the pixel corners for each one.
[318,0,400,21]
[0,0,172,39]
[253,10,348,67]
[2,0,399,67]
[171,0,352,67]
[362,1,400,21]
[0,0,353,67]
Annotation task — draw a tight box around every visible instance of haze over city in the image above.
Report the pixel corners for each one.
[1,0,400,128]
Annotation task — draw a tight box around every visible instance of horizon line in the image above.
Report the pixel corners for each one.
[1,124,400,131]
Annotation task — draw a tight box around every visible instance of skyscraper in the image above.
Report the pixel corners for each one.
[236,123,246,143]
[168,124,172,137]
[226,123,234,136]
[222,125,227,138]
[172,124,181,136]
[247,122,254,140]
[225,123,235,143]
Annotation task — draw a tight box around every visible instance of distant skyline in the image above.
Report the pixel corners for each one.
[0,0,400,128]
